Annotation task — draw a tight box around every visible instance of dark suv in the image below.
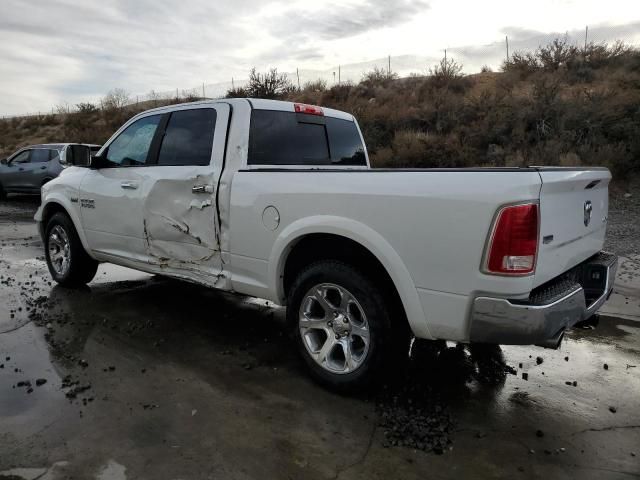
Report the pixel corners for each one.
[0,143,100,199]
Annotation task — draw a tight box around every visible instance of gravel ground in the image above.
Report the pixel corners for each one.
[606,187,640,257]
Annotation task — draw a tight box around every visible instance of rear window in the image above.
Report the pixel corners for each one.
[248,110,366,166]
[157,109,216,166]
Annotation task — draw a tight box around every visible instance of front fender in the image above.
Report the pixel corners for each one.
[37,193,95,260]
[268,215,433,339]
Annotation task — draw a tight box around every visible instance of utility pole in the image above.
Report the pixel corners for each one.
[444,49,447,63]
[333,71,336,84]
[338,65,341,84]
[176,88,179,100]
[202,83,205,98]
[232,77,235,90]
[584,25,589,49]
[505,36,509,62]
[388,55,391,75]
[296,68,300,90]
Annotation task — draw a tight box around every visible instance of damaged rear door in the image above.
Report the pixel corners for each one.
[142,104,230,282]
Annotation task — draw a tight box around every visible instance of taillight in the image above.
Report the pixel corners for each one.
[294,103,324,116]
[485,203,539,275]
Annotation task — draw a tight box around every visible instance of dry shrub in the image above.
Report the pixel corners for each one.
[303,79,327,92]
[392,130,429,165]
[559,152,581,166]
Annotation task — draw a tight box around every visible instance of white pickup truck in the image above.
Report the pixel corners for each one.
[36,99,617,390]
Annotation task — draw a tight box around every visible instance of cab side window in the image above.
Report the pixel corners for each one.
[157,109,216,166]
[105,115,162,166]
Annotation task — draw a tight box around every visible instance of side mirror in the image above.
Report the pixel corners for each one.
[66,145,92,167]
[89,153,112,169]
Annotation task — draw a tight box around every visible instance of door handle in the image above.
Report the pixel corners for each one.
[192,184,214,194]
[120,181,138,190]
[19,167,24,171]
[40,166,46,170]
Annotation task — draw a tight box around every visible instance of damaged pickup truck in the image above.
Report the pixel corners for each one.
[36,99,617,391]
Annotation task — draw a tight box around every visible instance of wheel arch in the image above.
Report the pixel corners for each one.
[269,216,432,339]
[39,197,94,257]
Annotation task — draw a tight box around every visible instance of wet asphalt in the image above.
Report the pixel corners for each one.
[0,195,639,480]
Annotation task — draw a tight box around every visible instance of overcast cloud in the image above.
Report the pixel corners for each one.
[0,0,639,115]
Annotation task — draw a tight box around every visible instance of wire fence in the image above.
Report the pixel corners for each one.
[3,25,639,120]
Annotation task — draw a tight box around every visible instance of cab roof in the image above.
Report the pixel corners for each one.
[138,98,355,122]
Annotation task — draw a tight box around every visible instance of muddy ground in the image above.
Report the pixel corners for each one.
[0,195,639,480]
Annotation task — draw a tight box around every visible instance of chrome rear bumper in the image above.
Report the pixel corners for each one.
[469,251,618,347]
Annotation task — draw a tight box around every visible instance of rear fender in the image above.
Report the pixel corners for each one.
[268,215,433,339]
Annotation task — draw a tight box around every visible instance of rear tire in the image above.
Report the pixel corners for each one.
[287,260,409,393]
[45,212,98,287]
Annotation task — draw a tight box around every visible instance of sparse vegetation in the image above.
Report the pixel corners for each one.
[302,79,328,93]
[361,67,398,87]
[100,88,130,111]
[1,39,638,181]
[227,68,295,99]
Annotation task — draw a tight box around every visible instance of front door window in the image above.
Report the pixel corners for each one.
[105,115,162,166]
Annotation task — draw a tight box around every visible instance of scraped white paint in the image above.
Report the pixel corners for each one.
[96,460,126,480]
[189,199,213,210]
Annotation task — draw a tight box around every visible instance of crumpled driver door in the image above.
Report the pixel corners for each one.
[142,104,230,284]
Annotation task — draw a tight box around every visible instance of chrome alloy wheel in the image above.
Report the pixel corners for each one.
[298,283,370,374]
[48,225,71,276]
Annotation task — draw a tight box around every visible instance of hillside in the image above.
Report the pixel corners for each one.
[1,39,639,183]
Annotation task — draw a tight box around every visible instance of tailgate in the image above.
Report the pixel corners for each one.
[535,168,611,287]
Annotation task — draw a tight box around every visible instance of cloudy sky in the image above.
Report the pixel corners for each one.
[1,0,639,115]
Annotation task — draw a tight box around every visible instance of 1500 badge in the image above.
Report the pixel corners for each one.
[80,199,95,209]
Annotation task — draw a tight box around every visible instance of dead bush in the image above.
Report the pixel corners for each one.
[101,88,130,111]
[303,79,327,92]
[245,68,295,99]
[225,86,248,98]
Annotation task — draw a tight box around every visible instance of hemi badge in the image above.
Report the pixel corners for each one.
[543,235,554,244]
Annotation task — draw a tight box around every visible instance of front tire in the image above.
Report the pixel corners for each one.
[287,260,409,392]
[45,212,98,287]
